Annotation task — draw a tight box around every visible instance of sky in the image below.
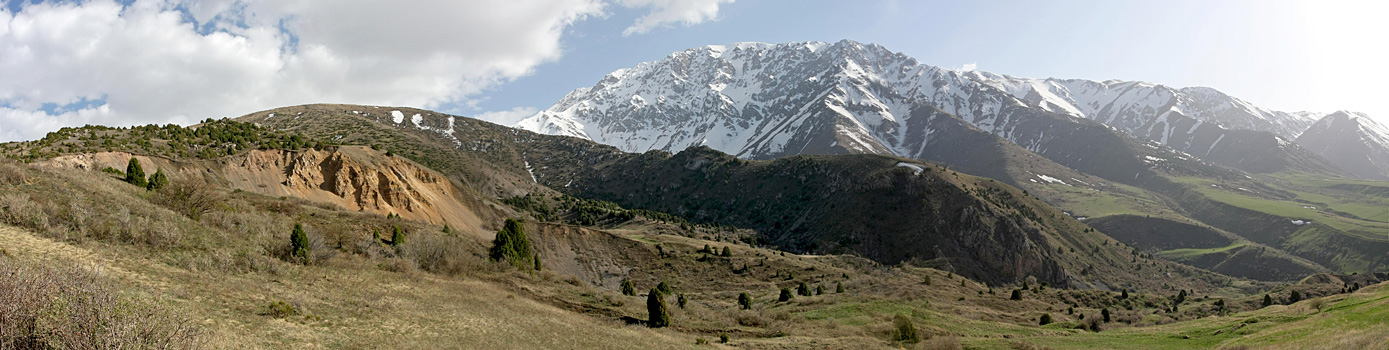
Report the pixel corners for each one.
[2,0,1386,141]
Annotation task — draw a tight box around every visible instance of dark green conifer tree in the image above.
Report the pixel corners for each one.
[647,287,670,328]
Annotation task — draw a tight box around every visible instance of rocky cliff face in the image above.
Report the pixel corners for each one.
[42,146,492,235]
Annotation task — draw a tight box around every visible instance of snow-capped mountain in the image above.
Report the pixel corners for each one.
[1296,111,1389,179]
[516,40,1341,177]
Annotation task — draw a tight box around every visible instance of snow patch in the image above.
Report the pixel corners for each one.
[1036,174,1069,186]
[895,162,925,175]
[391,111,405,124]
[1290,220,1309,225]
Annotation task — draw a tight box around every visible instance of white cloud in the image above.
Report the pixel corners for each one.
[0,0,606,141]
[472,106,540,126]
[619,0,734,36]
[958,62,978,71]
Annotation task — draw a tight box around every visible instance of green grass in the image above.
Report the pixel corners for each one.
[1171,176,1389,241]
[1158,242,1246,260]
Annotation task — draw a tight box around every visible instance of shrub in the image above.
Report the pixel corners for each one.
[1039,313,1053,325]
[695,338,709,345]
[1101,308,1111,323]
[836,281,845,293]
[265,300,300,318]
[533,254,542,271]
[797,282,810,296]
[677,293,688,309]
[779,288,793,302]
[0,257,201,348]
[816,284,825,295]
[738,292,752,309]
[657,281,674,295]
[1011,289,1023,300]
[719,332,729,343]
[721,246,731,257]
[1290,290,1302,304]
[621,279,636,296]
[153,178,220,220]
[892,314,919,343]
[647,287,670,328]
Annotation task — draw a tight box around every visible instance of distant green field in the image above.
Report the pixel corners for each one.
[966,283,1389,349]
[1158,242,1246,260]
[1170,176,1389,242]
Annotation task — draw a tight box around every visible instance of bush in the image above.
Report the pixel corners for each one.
[816,284,825,295]
[0,257,201,349]
[265,300,300,318]
[657,281,674,295]
[1262,294,1273,307]
[621,279,636,296]
[892,314,919,343]
[836,281,845,293]
[1039,313,1053,325]
[153,178,220,220]
[391,225,406,247]
[677,293,688,309]
[720,246,731,257]
[797,282,811,296]
[719,332,729,343]
[738,292,752,309]
[647,287,670,328]
[1101,308,1111,323]
[1011,289,1023,300]
[779,288,793,302]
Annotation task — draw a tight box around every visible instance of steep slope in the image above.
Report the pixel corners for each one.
[1295,111,1389,179]
[517,40,1342,177]
[40,147,494,232]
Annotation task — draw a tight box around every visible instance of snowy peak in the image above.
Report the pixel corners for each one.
[1295,111,1389,179]
[517,39,1347,176]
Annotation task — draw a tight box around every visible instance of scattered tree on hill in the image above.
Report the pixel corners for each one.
[720,246,731,257]
[797,282,811,296]
[489,219,533,268]
[291,223,310,264]
[1101,308,1111,323]
[1022,281,1030,290]
[1290,290,1302,304]
[391,226,405,248]
[779,288,793,302]
[891,314,919,343]
[125,157,147,187]
[1120,289,1129,299]
[1039,313,1053,325]
[677,293,687,309]
[1176,290,1187,305]
[621,279,636,296]
[738,292,752,309]
[372,228,381,242]
[836,281,845,293]
[647,287,670,328]
[1010,289,1023,300]
[656,281,674,295]
[145,168,168,191]
[533,254,542,271]
[924,275,932,285]
[1262,294,1273,307]
[1067,306,1074,315]
[816,284,825,295]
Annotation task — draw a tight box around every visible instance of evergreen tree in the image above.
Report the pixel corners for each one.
[1290,290,1302,303]
[291,223,310,264]
[145,168,168,191]
[677,293,687,309]
[738,292,752,309]
[533,254,542,271]
[391,225,405,247]
[621,279,636,296]
[797,282,811,296]
[816,284,825,295]
[891,314,919,343]
[1101,308,1111,322]
[836,281,845,293]
[1010,289,1023,300]
[1262,294,1273,307]
[372,228,381,242]
[1176,290,1187,305]
[779,288,793,302]
[125,157,147,187]
[1039,313,1053,325]
[657,281,674,295]
[489,219,533,268]
[720,246,731,257]
[924,275,932,285]
[647,287,670,328]
[1121,289,1129,299]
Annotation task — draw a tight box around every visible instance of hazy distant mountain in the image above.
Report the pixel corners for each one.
[517,39,1343,176]
[1296,111,1389,179]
